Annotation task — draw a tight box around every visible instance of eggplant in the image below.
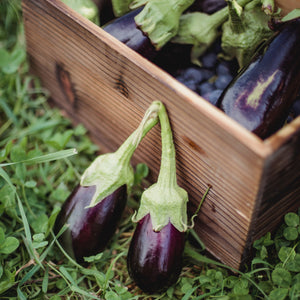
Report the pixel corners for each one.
[127,102,189,293]
[216,17,300,139]
[55,184,126,262]
[102,8,158,60]
[188,0,227,14]
[54,102,160,262]
[127,213,185,293]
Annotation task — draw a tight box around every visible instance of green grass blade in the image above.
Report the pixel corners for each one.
[17,193,43,268]
[0,148,78,167]
[42,266,49,293]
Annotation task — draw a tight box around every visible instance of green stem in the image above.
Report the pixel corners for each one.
[210,0,251,26]
[131,102,188,231]
[226,0,245,34]
[189,185,211,227]
[209,4,229,26]
[114,101,160,166]
[156,104,177,189]
[80,101,161,207]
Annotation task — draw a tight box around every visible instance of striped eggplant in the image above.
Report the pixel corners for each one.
[216,17,300,139]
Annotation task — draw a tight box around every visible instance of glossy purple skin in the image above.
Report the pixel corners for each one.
[103,8,157,60]
[55,184,127,262]
[188,0,227,14]
[216,17,300,139]
[127,213,185,293]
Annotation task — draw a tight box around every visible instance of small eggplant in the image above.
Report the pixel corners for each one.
[54,102,160,262]
[102,8,158,60]
[127,213,185,293]
[127,102,189,293]
[217,17,300,139]
[55,184,126,262]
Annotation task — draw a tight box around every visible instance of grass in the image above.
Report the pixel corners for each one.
[1,0,300,299]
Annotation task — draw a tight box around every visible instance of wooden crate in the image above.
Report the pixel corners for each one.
[22,0,300,269]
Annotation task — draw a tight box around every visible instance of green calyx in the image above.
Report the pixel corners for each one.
[81,101,161,208]
[226,0,245,34]
[172,9,228,66]
[111,0,133,17]
[61,0,100,25]
[221,0,273,68]
[132,102,189,233]
[172,0,251,66]
[132,0,195,50]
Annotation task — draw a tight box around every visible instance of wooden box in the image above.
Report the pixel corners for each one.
[22,0,300,269]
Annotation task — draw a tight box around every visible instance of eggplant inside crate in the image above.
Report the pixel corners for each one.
[22,0,300,269]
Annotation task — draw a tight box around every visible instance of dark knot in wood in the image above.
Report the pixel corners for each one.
[115,75,129,98]
[56,63,77,108]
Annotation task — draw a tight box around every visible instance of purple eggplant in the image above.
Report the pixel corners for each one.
[127,102,189,293]
[55,184,126,262]
[54,102,160,262]
[188,0,227,14]
[102,8,158,60]
[127,213,185,293]
[216,17,300,139]
[102,5,195,73]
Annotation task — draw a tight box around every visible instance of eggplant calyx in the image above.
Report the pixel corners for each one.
[61,0,100,25]
[221,0,273,68]
[172,9,227,66]
[171,0,251,66]
[81,101,161,208]
[111,0,132,17]
[133,0,195,50]
[226,0,245,34]
[133,102,189,233]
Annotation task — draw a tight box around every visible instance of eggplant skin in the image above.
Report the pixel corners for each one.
[188,0,227,14]
[216,17,300,139]
[127,213,185,293]
[102,8,157,60]
[54,184,127,262]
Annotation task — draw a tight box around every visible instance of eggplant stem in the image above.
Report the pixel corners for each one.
[131,101,189,232]
[156,103,177,188]
[81,101,160,207]
[115,101,161,166]
[226,0,245,34]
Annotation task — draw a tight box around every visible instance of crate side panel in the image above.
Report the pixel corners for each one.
[22,0,265,269]
[254,126,300,240]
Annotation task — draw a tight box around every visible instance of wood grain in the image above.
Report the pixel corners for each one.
[22,0,300,269]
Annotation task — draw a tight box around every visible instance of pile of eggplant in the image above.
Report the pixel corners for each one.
[100,0,300,139]
[65,0,300,138]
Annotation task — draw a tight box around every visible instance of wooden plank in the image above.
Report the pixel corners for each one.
[254,126,300,238]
